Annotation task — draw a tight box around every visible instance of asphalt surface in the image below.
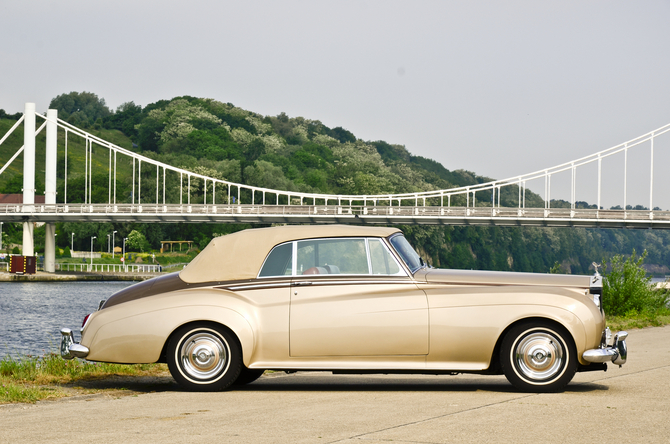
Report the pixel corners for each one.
[1,325,669,444]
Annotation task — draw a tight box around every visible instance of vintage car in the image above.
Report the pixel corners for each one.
[61,225,628,392]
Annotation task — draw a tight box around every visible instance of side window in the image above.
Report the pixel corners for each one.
[258,242,293,277]
[296,238,369,275]
[369,239,403,275]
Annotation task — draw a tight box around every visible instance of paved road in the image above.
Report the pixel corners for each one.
[2,326,669,444]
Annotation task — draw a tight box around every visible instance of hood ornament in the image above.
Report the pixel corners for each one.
[592,262,602,276]
[591,262,603,285]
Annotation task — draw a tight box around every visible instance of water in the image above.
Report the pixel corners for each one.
[0,281,134,358]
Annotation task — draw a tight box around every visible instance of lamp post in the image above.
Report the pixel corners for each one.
[107,234,110,254]
[71,233,74,252]
[0,222,3,251]
[112,230,117,259]
[90,236,96,271]
[122,237,128,272]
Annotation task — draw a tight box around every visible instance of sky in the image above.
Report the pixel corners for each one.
[2,0,670,209]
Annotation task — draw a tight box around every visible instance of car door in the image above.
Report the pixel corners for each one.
[289,237,429,357]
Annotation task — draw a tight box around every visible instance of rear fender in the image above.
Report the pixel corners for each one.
[84,304,254,365]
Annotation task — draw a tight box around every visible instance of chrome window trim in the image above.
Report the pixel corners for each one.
[257,237,408,278]
[387,233,425,274]
[292,240,297,277]
[257,241,294,279]
[369,237,407,277]
[364,238,372,275]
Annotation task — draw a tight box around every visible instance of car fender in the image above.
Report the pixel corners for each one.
[82,290,256,365]
[424,285,602,369]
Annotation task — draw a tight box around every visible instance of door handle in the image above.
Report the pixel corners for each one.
[293,281,313,286]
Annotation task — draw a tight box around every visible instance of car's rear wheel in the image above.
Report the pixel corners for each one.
[233,367,265,385]
[167,323,241,391]
[500,321,577,392]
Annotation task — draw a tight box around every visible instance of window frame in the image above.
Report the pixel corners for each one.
[257,237,408,278]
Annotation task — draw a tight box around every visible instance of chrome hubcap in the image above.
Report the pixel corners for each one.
[179,332,228,381]
[514,331,565,382]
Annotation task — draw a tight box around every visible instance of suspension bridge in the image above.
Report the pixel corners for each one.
[2,103,670,271]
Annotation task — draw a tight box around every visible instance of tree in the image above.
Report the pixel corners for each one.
[104,101,143,140]
[126,230,150,252]
[49,92,111,128]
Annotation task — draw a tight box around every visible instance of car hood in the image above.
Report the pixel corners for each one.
[416,268,594,289]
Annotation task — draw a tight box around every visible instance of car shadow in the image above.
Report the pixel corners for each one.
[232,373,610,394]
[66,373,609,395]
[66,375,178,394]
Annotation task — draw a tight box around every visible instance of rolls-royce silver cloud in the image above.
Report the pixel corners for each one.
[61,225,628,392]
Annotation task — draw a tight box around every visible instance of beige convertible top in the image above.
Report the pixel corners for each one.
[180,225,401,283]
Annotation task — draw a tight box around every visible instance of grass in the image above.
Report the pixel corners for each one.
[0,352,168,404]
[607,311,670,331]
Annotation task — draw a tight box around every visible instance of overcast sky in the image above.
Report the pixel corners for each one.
[2,1,670,208]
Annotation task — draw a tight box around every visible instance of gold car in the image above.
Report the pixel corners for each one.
[61,225,627,392]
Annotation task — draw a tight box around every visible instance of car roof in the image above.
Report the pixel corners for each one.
[179,225,401,283]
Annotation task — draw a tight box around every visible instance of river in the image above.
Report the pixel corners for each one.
[0,281,134,358]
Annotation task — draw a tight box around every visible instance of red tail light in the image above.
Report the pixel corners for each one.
[81,314,91,329]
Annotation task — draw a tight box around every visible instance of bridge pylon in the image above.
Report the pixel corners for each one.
[21,103,35,257]
[44,108,58,272]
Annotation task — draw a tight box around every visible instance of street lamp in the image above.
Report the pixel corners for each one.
[122,237,128,271]
[112,230,117,259]
[0,222,3,251]
[71,233,74,252]
[90,236,97,271]
[107,234,111,254]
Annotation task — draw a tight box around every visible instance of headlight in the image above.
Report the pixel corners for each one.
[593,293,601,309]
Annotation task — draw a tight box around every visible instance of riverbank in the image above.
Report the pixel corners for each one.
[0,271,160,282]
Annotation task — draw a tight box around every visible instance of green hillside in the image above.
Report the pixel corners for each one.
[1,92,670,275]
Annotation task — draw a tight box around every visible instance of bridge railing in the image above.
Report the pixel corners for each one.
[55,263,161,273]
[1,261,162,273]
[2,202,669,222]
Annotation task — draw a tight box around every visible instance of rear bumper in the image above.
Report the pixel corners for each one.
[60,328,90,360]
[582,330,628,366]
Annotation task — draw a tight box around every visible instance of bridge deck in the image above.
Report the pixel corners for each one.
[2,204,669,229]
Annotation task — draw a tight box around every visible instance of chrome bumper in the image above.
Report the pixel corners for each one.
[60,328,90,360]
[583,330,628,366]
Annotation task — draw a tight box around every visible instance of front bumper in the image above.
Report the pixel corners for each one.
[60,328,90,360]
[583,329,628,366]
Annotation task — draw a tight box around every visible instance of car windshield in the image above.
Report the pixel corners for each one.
[389,234,424,273]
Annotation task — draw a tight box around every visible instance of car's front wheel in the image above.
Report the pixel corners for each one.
[500,321,577,392]
[167,323,242,391]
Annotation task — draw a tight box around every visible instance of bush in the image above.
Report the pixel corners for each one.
[602,250,670,317]
[63,246,72,258]
[11,246,20,255]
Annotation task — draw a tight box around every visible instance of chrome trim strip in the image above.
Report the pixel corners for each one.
[291,279,419,286]
[224,279,419,291]
[222,282,293,291]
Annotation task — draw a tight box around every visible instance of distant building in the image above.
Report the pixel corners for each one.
[0,194,46,204]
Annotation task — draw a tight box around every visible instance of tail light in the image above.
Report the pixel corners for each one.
[81,313,92,330]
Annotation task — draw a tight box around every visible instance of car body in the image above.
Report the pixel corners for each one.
[61,225,628,392]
